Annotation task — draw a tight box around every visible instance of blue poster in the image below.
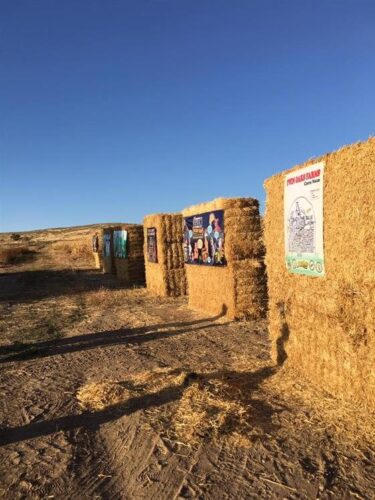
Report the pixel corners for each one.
[183,210,226,266]
[113,230,128,259]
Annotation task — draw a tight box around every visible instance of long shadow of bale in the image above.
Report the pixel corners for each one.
[0,365,282,447]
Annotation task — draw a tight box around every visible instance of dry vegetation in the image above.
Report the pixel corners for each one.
[53,241,92,262]
[0,218,374,498]
[0,246,36,265]
[0,223,121,273]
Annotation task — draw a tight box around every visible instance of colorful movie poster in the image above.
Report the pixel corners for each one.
[103,234,111,257]
[183,210,226,266]
[284,162,325,277]
[113,230,128,259]
[147,228,158,263]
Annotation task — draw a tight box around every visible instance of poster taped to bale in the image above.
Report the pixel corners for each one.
[147,227,158,263]
[103,234,111,257]
[113,230,128,259]
[284,162,325,276]
[183,210,226,266]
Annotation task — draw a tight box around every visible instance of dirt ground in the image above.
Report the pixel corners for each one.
[0,230,375,499]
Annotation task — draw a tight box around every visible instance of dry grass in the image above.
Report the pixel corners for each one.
[171,376,255,447]
[0,246,36,265]
[265,365,375,448]
[76,366,276,448]
[77,382,134,411]
[230,352,375,448]
[0,224,122,273]
[54,242,92,261]
[85,287,146,308]
[0,294,86,347]
[77,368,187,410]
[76,354,375,450]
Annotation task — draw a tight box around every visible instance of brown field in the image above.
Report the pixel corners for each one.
[0,226,374,499]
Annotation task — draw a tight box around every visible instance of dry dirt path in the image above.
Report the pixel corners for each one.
[0,270,374,499]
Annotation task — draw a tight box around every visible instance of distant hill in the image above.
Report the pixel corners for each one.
[0,223,133,273]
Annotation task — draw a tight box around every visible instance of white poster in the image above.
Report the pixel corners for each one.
[103,234,111,257]
[284,162,325,277]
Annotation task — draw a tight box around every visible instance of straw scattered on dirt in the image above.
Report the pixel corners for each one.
[0,225,375,499]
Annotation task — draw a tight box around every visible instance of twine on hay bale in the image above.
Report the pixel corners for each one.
[143,213,187,297]
[181,197,267,320]
[263,137,375,410]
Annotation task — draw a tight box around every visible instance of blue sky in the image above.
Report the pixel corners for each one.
[1,0,374,232]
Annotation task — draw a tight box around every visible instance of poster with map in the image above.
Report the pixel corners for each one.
[113,230,128,259]
[284,162,325,276]
[183,210,226,266]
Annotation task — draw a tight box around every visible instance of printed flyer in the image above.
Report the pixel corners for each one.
[183,210,226,266]
[284,162,325,276]
[147,228,158,263]
[113,230,128,259]
[103,233,111,257]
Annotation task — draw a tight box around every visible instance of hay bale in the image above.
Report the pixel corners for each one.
[182,197,267,320]
[143,213,187,297]
[264,137,375,410]
[112,224,145,286]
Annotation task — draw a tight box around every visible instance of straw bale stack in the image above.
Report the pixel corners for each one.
[182,197,267,320]
[102,227,115,274]
[113,224,145,285]
[143,213,187,297]
[264,138,375,409]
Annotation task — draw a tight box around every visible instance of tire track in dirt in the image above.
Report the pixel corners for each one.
[1,272,375,498]
[0,291,202,497]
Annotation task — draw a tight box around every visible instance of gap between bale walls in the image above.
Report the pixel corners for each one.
[182,197,267,320]
[143,213,187,297]
[264,138,375,410]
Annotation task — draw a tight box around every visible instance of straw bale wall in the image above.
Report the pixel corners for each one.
[113,224,145,285]
[264,138,375,409]
[143,213,187,297]
[182,197,267,320]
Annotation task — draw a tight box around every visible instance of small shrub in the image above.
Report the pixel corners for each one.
[0,246,36,265]
[11,233,21,241]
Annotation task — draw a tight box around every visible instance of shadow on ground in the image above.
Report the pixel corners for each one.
[0,310,228,362]
[0,269,130,303]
